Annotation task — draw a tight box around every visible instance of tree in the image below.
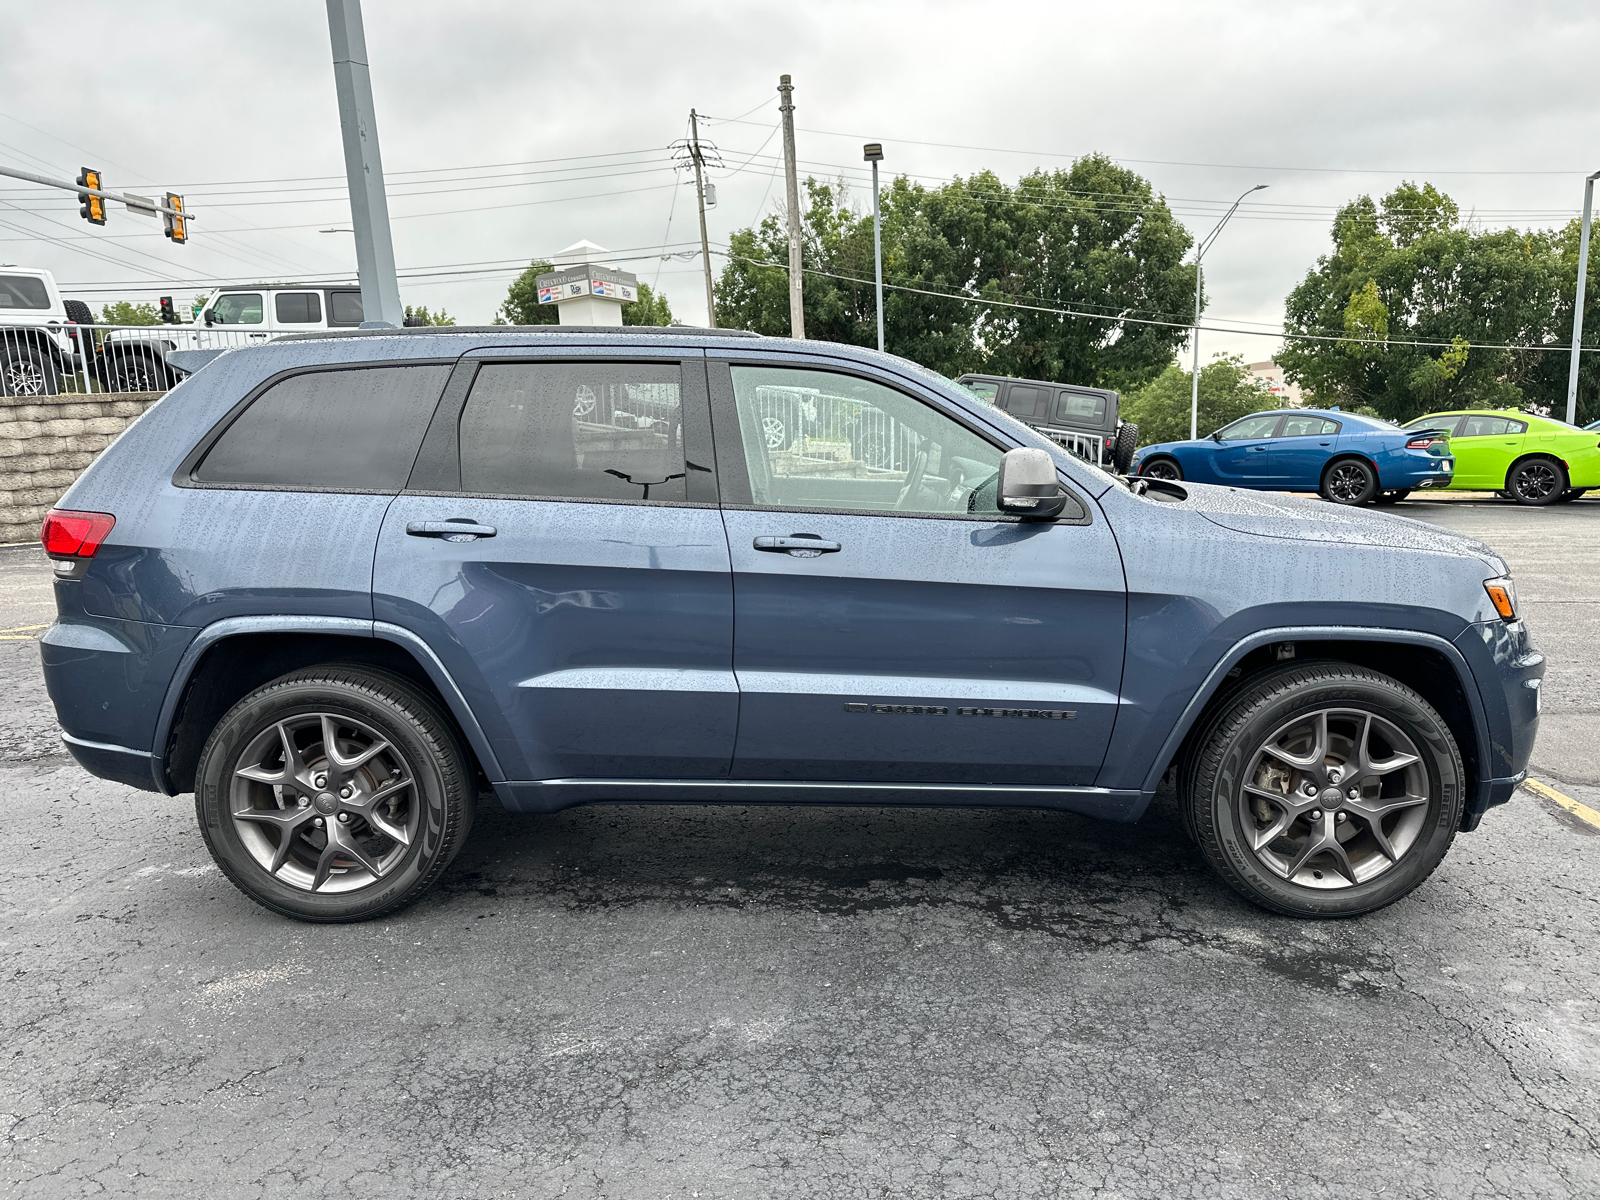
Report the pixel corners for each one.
[714,156,1196,389]
[404,304,455,326]
[1278,183,1566,421]
[100,301,160,326]
[1122,355,1272,446]
[495,259,674,326]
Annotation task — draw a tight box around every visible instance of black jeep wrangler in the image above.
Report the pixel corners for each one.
[956,373,1138,474]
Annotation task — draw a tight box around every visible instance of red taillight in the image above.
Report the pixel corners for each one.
[1406,436,1442,449]
[40,509,115,558]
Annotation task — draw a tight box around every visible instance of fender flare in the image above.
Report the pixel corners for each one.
[149,615,505,794]
[1139,624,1492,795]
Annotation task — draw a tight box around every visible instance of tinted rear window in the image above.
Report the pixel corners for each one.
[0,275,50,310]
[1004,385,1049,419]
[328,291,364,326]
[275,292,323,324]
[1056,391,1106,422]
[196,365,449,490]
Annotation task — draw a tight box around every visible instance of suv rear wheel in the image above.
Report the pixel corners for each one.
[195,666,474,922]
[1182,662,1463,917]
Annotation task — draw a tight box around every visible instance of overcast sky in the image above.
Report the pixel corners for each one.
[3,0,1597,366]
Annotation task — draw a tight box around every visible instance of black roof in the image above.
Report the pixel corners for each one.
[211,282,361,293]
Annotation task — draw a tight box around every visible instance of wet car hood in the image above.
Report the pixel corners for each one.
[1177,483,1505,570]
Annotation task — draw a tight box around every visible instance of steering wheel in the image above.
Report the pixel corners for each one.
[895,450,929,510]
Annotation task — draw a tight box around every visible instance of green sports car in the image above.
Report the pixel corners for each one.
[1402,409,1600,505]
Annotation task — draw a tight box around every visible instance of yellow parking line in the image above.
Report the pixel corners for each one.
[0,634,39,641]
[0,623,47,634]
[1522,778,1600,830]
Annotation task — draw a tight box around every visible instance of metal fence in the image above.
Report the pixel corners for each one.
[751,385,915,471]
[0,322,276,396]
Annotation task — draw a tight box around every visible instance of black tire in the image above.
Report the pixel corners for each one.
[1320,457,1378,505]
[1182,662,1464,918]
[1141,456,1182,481]
[1372,488,1411,506]
[1554,488,1588,504]
[195,665,475,923]
[62,299,95,327]
[1505,457,1568,506]
[1112,422,1139,474]
[103,345,174,393]
[1,343,61,396]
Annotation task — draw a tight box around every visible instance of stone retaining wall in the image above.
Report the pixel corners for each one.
[0,391,165,544]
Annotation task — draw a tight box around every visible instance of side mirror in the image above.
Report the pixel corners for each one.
[997,447,1068,519]
[1210,430,1224,442]
[203,309,216,326]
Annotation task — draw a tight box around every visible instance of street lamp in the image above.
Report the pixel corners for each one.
[864,142,885,352]
[1189,183,1268,440]
[1565,169,1600,425]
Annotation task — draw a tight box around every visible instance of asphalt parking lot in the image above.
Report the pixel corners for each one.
[3,494,1597,1199]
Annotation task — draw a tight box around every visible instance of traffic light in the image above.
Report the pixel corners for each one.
[163,193,186,244]
[159,296,176,324]
[76,168,105,225]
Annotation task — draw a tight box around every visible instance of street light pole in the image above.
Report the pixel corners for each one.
[864,143,885,352]
[1189,183,1268,440]
[1565,170,1600,426]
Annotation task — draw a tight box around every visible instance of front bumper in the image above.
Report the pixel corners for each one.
[1454,617,1543,829]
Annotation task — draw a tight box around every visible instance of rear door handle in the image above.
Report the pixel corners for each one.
[754,535,841,557]
[406,520,497,541]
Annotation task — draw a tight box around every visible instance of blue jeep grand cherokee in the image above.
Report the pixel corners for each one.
[39,328,1541,922]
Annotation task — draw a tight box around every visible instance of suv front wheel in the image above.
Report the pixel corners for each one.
[1182,662,1464,917]
[196,666,475,922]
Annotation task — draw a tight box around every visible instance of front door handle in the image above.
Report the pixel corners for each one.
[753,535,841,558]
[406,520,497,542]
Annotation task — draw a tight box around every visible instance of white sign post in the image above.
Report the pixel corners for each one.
[534,243,639,326]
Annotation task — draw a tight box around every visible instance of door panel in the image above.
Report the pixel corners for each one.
[373,351,736,782]
[709,356,1127,786]
[375,498,735,780]
[1451,415,1526,488]
[721,510,1126,784]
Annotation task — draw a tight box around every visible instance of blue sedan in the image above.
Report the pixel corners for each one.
[1128,408,1455,505]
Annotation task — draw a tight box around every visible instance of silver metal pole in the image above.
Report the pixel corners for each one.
[1189,262,1203,440]
[326,0,403,328]
[872,160,884,352]
[778,74,804,340]
[1565,171,1600,426]
[1188,184,1267,440]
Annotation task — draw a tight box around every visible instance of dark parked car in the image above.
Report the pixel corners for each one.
[1131,408,1455,505]
[956,372,1138,473]
[41,328,1539,923]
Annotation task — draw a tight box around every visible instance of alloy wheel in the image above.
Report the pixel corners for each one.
[1143,459,1180,481]
[228,712,419,893]
[1511,461,1561,502]
[1238,707,1430,889]
[4,359,46,396]
[1325,462,1372,503]
[762,415,787,449]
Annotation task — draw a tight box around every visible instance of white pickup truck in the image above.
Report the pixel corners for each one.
[1,266,368,395]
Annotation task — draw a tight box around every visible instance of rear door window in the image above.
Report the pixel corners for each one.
[194,364,450,490]
[457,361,688,502]
[274,292,324,324]
[1279,415,1340,437]
[1004,385,1049,419]
[1458,415,1526,437]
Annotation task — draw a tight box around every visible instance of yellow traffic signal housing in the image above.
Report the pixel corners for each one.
[76,168,106,225]
[163,193,186,244]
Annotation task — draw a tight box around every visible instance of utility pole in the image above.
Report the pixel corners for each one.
[1189,183,1268,440]
[326,0,403,328]
[864,143,885,352]
[1565,170,1600,425]
[778,74,804,339]
[688,110,717,328]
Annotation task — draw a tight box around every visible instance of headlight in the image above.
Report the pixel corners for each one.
[1483,576,1517,622]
